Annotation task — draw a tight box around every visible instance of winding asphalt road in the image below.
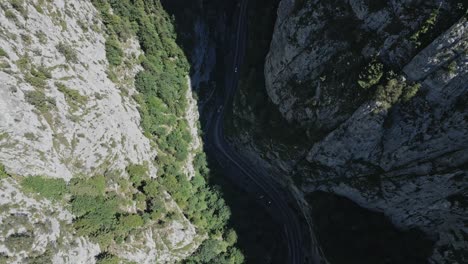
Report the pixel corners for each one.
[200,0,324,263]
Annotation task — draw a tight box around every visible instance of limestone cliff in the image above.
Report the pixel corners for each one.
[229,0,467,263]
[0,0,205,263]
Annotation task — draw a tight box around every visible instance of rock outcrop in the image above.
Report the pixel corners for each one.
[0,0,201,263]
[265,0,465,137]
[0,0,155,180]
[230,0,467,262]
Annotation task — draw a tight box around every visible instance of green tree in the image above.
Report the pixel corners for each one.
[225,229,237,246]
[126,164,148,187]
[117,214,144,232]
[69,175,106,197]
[105,36,124,66]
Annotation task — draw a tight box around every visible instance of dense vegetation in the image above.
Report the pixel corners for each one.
[21,176,68,201]
[3,1,243,262]
[87,0,244,262]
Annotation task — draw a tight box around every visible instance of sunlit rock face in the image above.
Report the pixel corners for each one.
[0,1,201,263]
[0,0,155,180]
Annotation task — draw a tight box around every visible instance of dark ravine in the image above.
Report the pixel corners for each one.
[307,192,435,264]
[228,0,467,263]
[164,0,467,263]
[162,0,307,263]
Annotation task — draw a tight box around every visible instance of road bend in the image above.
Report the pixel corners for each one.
[201,0,324,263]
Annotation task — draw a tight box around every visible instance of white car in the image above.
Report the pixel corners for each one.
[234,67,237,73]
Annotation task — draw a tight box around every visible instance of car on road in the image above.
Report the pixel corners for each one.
[234,67,237,73]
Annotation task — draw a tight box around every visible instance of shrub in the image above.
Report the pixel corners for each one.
[0,164,9,179]
[21,34,32,45]
[401,83,421,102]
[24,90,55,112]
[117,214,144,232]
[55,82,87,107]
[69,175,106,197]
[142,180,160,198]
[56,42,78,63]
[194,239,224,263]
[16,55,30,72]
[95,253,120,264]
[25,74,47,88]
[447,61,457,75]
[71,195,103,217]
[225,229,238,246]
[105,36,123,66]
[147,197,166,220]
[34,65,52,79]
[126,164,148,188]
[73,196,118,237]
[134,71,158,96]
[5,232,34,253]
[36,31,47,44]
[21,176,67,200]
[25,66,52,88]
[0,48,8,58]
[4,10,18,22]
[10,0,27,17]
[410,9,439,47]
[33,2,44,14]
[358,59,384,89]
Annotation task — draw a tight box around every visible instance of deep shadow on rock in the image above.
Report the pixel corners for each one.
[307,191,435,264]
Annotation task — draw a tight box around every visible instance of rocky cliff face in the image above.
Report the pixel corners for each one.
[0,1,202,263]
[230,0,467,262]
[0,0,155,181]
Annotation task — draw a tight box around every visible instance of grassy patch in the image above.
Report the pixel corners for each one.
[21,176,68,201]
[0,47,8,58]
[35,30,47,44]
[4,10,18,23]
[16,54,30,72]
[9,0,27,17]
[24,132,38,141]
[21,33,32,45]
[69,175,106,197]
[56,42,78,63]
[0,164,9,179]
[24,90,56,112]
[25,66,52,88]
[55,82,87,110]
[5,233,34,253]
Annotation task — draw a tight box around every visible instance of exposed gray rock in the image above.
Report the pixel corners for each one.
[264,0,461,135]
[299,13,467,264]
[232,0,467,262]
[0,0,155,180]
[0,0,202,262]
